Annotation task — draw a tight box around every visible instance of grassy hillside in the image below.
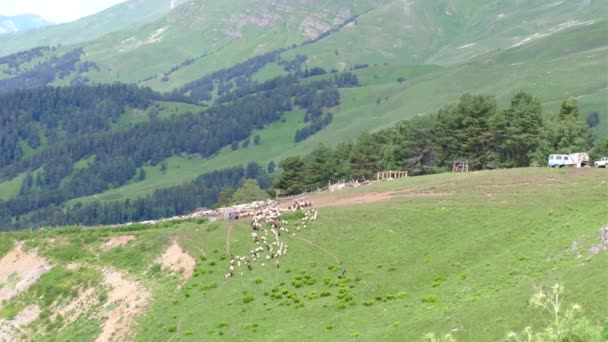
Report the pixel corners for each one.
[1,168,606,341]
[0,0,188,56]
[82,0,380,88]
[67,28,608,204]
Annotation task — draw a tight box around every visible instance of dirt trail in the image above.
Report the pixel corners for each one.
[96,269,150,342]
[0,304,40,341]
[159,240,196,282]
[53,287,98,325]
[294,236,341,264]
[225,223,233,255]
[281,190,453,209]
[101,235,136,251]
[0,243,52,306]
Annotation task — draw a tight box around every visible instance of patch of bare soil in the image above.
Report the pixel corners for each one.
[0,243,52,306]
[589,226,608,255]
[159,240,196,282]
[0,305,40,341]
[100,235,136,251]
[284,190,454,209]
[53,287,98,325]
[96,270,150,342]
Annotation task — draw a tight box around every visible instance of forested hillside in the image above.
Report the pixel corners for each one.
[0,69,359,229]
[0,0,606,230]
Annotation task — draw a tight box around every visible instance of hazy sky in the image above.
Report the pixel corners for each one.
[0,0,127,23]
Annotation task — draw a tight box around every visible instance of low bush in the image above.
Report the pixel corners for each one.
[242,293,255,304]
[421,295,439,303]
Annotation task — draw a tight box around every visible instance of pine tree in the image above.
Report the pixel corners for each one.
[535,98,592,160]
[272,157,306,195]
[390,116,437,175]
[267,160,276,174]
[304,144,333,189]
[435,94,496,169]
[349,132,384,180]
[137,168,146,181]
[492,91,544,167]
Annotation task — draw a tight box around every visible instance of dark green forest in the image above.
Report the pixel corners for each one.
[0,68,358,229]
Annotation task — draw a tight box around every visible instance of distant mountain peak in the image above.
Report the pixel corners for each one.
[0,14,50,34]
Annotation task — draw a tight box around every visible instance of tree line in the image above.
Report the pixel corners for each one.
[0,48,98,93]
[273,92,601,195]
[0,162,272,230]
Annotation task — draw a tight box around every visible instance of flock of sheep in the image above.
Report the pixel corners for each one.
[224,200,319,280]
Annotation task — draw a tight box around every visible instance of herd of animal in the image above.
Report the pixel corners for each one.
[224,201,319,280]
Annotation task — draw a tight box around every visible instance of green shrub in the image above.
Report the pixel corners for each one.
[376,264,383,269]
[421,295,439,303]
[326,324,335,331]
[320,291,331,297]
[168,325,177,333]
[254,277,263,284]
[385,294,396,301]
[397,292,409,298]
[148,264,161,275]
[432,275,447,288]
[242,293,255,304]
[217,321,228,328]
[0,304,19,320]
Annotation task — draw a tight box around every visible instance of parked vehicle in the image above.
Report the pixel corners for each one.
[594,157,608,168]
[569,152,590,168]
[547,153,590,168]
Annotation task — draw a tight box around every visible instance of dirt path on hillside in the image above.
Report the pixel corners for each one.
[280,190,454,209]
[170,223,235,341]
[292,235,371,290]
[293,236,341,264]
[0,304,40,341]
[96,269,150,342]
[225,223,233,256]
[101,235,136,251]
[0,243,52,306]
[159,239,196,283]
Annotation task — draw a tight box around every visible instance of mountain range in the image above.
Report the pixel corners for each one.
[0,14,49,34]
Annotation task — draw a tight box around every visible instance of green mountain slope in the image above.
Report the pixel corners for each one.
[0,0,606,222]
[120,0,607,90]
[82,0,381,87]
[65,20,607,205]
[1,169,606,341]
[0,0,188,56]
